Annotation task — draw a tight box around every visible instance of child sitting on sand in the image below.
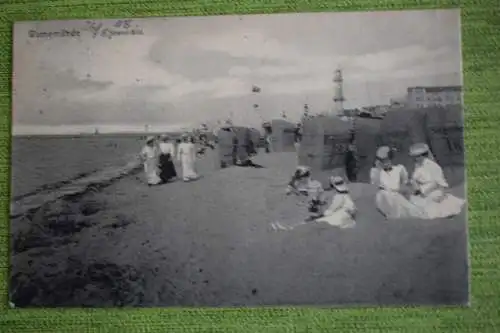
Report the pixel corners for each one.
[313,176,357,229]
[286,165,327,210]
[273,176,356,231]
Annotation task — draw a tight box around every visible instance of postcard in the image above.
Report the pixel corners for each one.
[10,9,468,308]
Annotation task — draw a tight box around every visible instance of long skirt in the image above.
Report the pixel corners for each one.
[410,190,465,219]
[376,190,427,219]
[158,153,177,182]
[315,209,356,229]
[181,156,198,181]
[144,160,162,185]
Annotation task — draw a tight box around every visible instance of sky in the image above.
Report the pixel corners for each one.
[12,9,462,135]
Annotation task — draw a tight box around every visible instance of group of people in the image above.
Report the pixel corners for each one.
[139,134,200,186]
[371,142,465,220]
[274,142,465,231]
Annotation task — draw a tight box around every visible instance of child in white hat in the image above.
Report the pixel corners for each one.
[313,176,357,229]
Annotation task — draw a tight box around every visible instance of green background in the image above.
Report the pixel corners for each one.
[1,0,499,332]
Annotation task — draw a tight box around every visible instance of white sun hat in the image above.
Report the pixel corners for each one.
[330,176,348,193]
[375,146,391,160]
[409,143,429,157]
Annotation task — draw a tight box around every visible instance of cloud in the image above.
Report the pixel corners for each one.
[12,11,462,129]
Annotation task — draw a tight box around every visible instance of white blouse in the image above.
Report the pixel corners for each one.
[324,193,356,216]
[159,142,175,155]
[411,158,448,195]
[371,164,409,192]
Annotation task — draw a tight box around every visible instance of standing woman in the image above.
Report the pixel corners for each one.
[409,143,465,219]
[344,132,358,182]
[158,134,177,183]
[177,134,199,182]
[293,123,302,151]
[140,136,162,186]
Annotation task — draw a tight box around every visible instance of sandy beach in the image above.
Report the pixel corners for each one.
[10,150,469,307]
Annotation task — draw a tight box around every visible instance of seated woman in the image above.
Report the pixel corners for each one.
[409,143,465,219]
[370,146,426,219]
[314,176,357,229]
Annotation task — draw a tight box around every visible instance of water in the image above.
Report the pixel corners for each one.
[10,135,144,198]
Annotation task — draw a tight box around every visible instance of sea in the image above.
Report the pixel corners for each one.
[10,135,145,199]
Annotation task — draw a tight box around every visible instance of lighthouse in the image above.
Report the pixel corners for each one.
[332,68,345,117]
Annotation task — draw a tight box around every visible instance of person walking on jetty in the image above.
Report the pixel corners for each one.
[140,136,162,186]
[370,146,426,219]
[408,143,465,219]
[158,134,177,183]
[177,134,199,182]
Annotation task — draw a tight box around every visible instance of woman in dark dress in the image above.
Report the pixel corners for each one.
[157,134,177,182]
[344,132,358,182]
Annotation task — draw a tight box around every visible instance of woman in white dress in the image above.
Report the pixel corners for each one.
[177,134,199,182]
[408,143,465,219]
[140,136,162,186]
[370,146,426,219]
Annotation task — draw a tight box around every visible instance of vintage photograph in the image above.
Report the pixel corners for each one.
[10,9,469,308]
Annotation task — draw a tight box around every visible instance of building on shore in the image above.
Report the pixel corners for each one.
[406,86,462,109]
[389,97,407,109]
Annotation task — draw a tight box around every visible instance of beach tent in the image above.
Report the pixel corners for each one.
[423,105,465,186]
[268,119,296,152]
[354,117,383,183]
[248,128,262,151]
[216,126,254,168]
[298,115,352,177]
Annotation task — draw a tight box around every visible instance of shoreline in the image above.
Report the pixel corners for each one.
[10,159,142,219]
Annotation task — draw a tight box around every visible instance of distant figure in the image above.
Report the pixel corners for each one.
[314,176,357,229]
[158,134,177,183]
[140,136,162,186]
[409,143,465,219]
[370,146,426,219]
[231,130,239,165]
[265,134,273,153]
[177,134,199,182]
[344,133,358,182]
[293,123,302,151]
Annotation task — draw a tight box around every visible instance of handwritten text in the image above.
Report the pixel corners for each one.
[28,19,144,39]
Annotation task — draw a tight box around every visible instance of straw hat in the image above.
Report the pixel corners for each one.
[375,146,391,160]
[409,143,429,157]
[330,176,348,193]
[145,136,155,143]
